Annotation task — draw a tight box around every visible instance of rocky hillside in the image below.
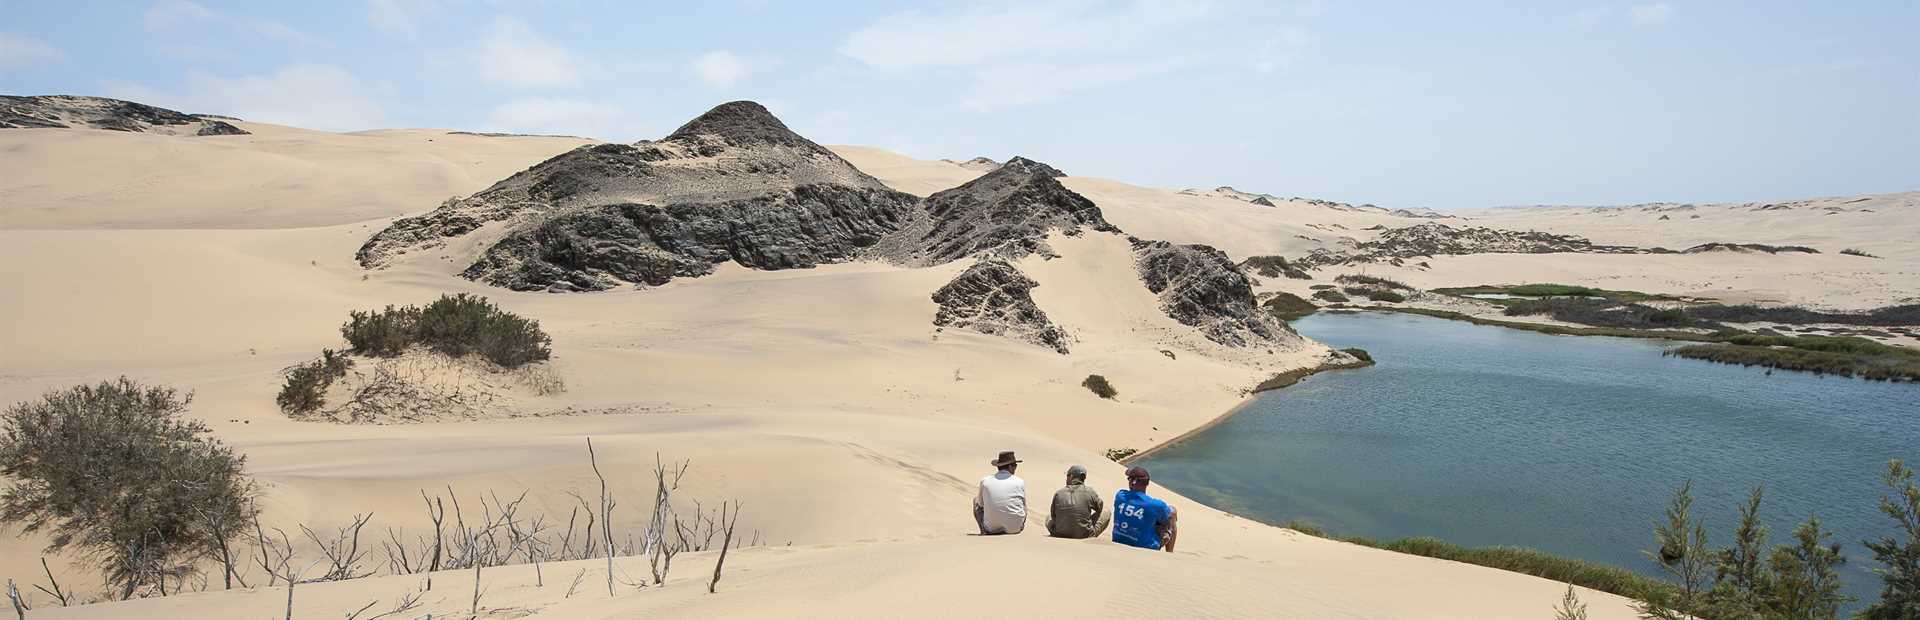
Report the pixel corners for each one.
[357,101,921,291]
[931,259,1071,354]
[1134,240,1299,347]
[1296,222,1653,268]
[0,95,247,135]
[873,156,1114,266]
[1178,185,1455,219]
[940,156,1002,171]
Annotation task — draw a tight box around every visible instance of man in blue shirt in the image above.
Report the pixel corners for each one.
[1111,466,1178,552]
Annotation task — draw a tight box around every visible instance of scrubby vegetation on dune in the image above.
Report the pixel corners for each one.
[1334,274,1414,290]
[345,293,553,367]
[1686,303,1920,328]
[1312,289,1349,303]
[1,379,256,599]
[1082,374,1118,399]
[1502,298,1710,330]
[1430,283,1681,303]
[1364,290,1407,303]
[1239,255,1313,280]
[279,294,558,417]
[1839,248,1880,258]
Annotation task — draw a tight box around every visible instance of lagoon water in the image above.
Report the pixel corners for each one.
[1142,312,1918,605]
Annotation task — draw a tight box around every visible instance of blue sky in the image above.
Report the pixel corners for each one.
[1,0,1914,209]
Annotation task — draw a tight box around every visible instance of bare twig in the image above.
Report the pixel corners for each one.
[709,500,741,594]
[34,557,68,606]
[586,438,616,597]
[7,579,26,619]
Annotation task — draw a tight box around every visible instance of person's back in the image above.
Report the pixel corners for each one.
[974,451,1027,535]
[1047,464,1109,539]
[1111,466,1177,551]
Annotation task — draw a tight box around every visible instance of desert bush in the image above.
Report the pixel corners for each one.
[1341,348,1374,364]
[1312,289,1349,303]
[1506,283,1603,297]
[276,349,352,414]
[1365,290,1407,303]
[1082,375,1117,399]
[342,305,419,357]
[1860,459,1920,620]
[1261,292,1319,320]
[1335,274,1413,290]
[0,379,257,599]
[340,295,552,368]
[1840,248,1880,259]
[1241,256,1312,280]
[415,294,552,367]
[1687,303,1920,327]
[1105,448,1137,462]
[1310,284,1336,290]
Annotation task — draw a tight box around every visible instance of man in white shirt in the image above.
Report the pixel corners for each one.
[973,450,1027,535]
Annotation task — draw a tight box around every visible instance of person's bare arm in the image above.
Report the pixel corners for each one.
[1160,506,1179,552]
[1091,491,1110,537]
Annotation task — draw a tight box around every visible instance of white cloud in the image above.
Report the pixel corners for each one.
[1629,3,1674,26]
[366,0,441,37]
[842,1,1219,110]
[0,33,66,70]
[691,50,749,87]
[1253,29,1308,74]
[144,0,319,45]
[107,65,387,131]
[482,98,625,138]
[475,16,585,88]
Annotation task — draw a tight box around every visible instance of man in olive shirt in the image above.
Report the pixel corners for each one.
[1046,465,1111,539]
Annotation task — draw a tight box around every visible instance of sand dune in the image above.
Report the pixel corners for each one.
[9,119,1905,618]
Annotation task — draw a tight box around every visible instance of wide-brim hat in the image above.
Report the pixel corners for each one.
[990,450,1023,467]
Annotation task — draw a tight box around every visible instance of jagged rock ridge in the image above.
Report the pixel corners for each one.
[1,95,247,135]
[357,101,922,291]
[1133,240,1298,347]
[941,156,1003,172]
[932,259,1071,354]
[871,156,1113,266]
[1295,222,1656,268]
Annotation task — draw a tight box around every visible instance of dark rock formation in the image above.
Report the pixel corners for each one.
[941,156,1002,171]
[0,95,250,135]
[1239,255,1312,280]
[872,155,1113,266]
[358,101,922,291]
[1250,196,1277,207]
[1681,242,1819,254]
[932,259,1070,354]
[1294,222,1658,268]
[1133,240,1297,347]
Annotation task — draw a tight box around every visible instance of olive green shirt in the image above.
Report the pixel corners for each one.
[1047,482,1111,539]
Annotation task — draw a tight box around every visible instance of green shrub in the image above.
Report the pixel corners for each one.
[1507,283,1603,297]
[1341,348,1373,364]
[276,349,352,414]
[1082,374,1117,399]
[1261,292,1319,320]
[339,294,552,368]
[1860,459,1920,619]
[1312,289,1349,303]
[1105,448,1137,462]
[1283,519,1326,537]
[342,304,419,357]
[1310,284,1336,290]
[1335,274,1413,290]
[1,379,258,598]
[1365,290,1407,303]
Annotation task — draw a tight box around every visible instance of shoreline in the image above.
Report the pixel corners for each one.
[1121,354,1376,464]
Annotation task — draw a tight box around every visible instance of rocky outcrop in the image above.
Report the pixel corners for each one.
[931,259,1070,354]
[1133,240,1297,347]
[1249,196,1277,207]
[357,101,922,291]
[872,156,1114,266]
[1295,222,1656,268]
[1,95,249,135]
[941,156,1003,172]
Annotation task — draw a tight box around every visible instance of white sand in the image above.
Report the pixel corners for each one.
[14,129,1899,618]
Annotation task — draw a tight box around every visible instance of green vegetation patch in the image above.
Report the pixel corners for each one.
[1261,292,1319,321]
[1340,536,1676,604]
[1082,374,1118,399]
[1666,336,1920,382]
[1335,274,1414,291]
[277,349,352,414]
[341,293,553,367]
[1312,289,1350,303]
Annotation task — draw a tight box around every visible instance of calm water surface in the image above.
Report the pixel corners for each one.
[1142,312,1919,605]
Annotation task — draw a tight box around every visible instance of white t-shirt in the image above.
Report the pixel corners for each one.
[976,470,1028,534]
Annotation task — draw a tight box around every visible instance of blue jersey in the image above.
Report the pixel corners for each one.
[1111,489,1171,550]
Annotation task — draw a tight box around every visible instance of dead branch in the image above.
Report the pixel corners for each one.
[709,500,741,594]
[34,557,68,606]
